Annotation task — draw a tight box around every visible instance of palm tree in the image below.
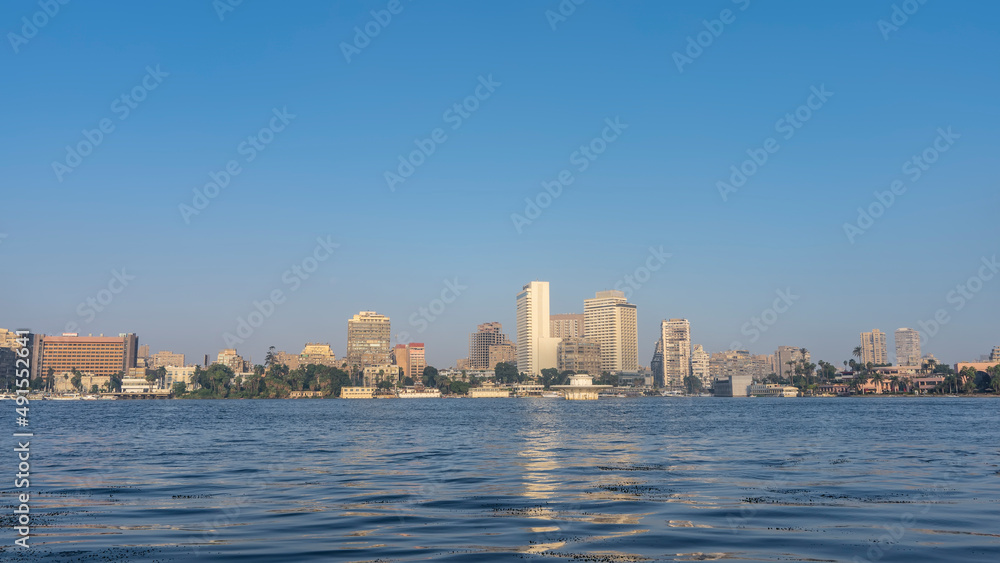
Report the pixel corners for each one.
[853,346,863,362]
[871,371,885,394]
[888,375,900,394]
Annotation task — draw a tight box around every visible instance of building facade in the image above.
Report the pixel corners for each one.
[583,290,638,373]
[991,346,1000,363]
[150,351,185,368]
[468,322,515,369]
[774,346,809,380]
[556,336,602,374]
[894,328,921,367]
[861,329,888,365]
[37,333,138,379]
[347,311,392,369]
[659,319,691,389]
[516,281,560,376]
[215,349,248,373]
[691,344,710,388]
[550,313,586,338]
[393,342,425,380]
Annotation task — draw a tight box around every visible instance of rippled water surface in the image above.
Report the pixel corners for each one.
[3,397,999,562]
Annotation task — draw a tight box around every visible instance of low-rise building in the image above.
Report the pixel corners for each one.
[164,365,198,390]
[341,387,375,399]
[713,374,753,397]
[362,364,401,387]
[748,384,799,397]
[469,383,511,398]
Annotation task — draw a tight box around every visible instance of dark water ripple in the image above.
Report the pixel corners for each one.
[1,397,998,561]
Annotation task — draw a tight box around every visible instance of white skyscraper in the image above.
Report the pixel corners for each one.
[516,281,560,376]
[583,290,638,373]
[894,328,921,367]
[660,319,691,389]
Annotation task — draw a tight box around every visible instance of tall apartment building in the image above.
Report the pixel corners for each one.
[583,290,638,373]
[393,342,426,379]
[468,322,515,369]
[691,344,710,388]
[151,351,185,368]
[659,319,691,389]
[860,329,888,365]
[774,346,810,379]
[516,281,560,376]
[550,313,586,338]
[36,333,139,378]
[557,337,601,374]
[992,346,1000,363]
[347,311,392,369]
[894,328,922,367]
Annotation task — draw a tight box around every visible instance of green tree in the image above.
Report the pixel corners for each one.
[422,365,439,387]
[70,372,82,391]
[403,376,415,386]
[540,368,560,389]
[145,370,159,390]
[449,380,470,395]
[172,381,187,396]
[494,362,520,384]
[89,384,99,394]
[683,375,703,394]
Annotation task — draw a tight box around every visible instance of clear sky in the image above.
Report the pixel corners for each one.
[2,0,998,369]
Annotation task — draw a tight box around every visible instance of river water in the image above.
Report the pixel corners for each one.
[3,397,999,561]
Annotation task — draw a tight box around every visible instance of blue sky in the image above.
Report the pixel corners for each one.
[2,0,998,368]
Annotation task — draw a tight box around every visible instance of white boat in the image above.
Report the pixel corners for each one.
[660,390,684,397]
[50,393,82,401]
[81,395,100,400]
[541,391,562,398]
[397,389,442,399]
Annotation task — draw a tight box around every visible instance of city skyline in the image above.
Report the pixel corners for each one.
[2,2,998,370]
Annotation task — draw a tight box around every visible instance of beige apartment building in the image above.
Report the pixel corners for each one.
[659,319,690,388]
[150,351,185,368]
[775,346,810,379]
[691,344,710,388]
[347,311,392,369]
[216,349,248,373]
[550,313,585,338]
[583,290,638,373]
[468,322,515,369]
[37,333,139,379]
[557,337,602,374]
[273,343,339,370]
[861,329,888,365]
[393,342,425,380]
